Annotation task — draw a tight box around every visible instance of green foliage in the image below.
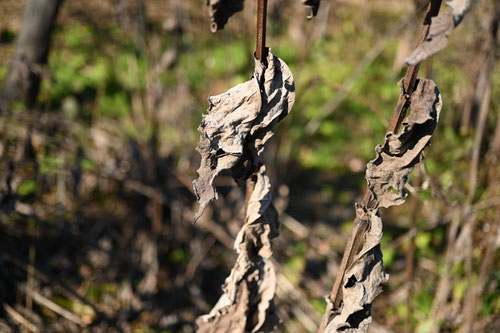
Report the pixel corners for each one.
[40,155,64,175]
[16,179,37,196]
[169,248,189,265]
[310,298,326,315]
[481,271,500,316]
[1,2,499,331]
[381,233,395,268]
[283,241,307,285]
[414,287,434,318]
[0,28,15,43]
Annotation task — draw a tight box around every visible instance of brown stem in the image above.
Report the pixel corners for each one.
[327,0,442,313]
[256,0,268,61]
[329,218,368,310]
[387,0,442,134]
[247,0,268,214]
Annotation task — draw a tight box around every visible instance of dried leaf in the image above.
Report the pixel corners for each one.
[366,78,443,208]
[196,166,280,333]
[405,0,473,66]
[193,50,295,222]
[302,0,322,19]
[206,0,245,33]
[324,206,387,333]
[323,78,442,332]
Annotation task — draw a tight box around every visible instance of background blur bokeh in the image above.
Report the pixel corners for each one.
[0,0,499,332]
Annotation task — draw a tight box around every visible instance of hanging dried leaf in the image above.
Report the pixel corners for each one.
[206,0,245,33]
[405,0,473,66]
[196,166,281,333]
[366,78,443,208]
[193,50,295,222]
[323,206,387,333]
[302,0,322,19]
[322,78,442,333]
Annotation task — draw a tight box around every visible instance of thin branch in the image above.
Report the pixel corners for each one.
[256,0,268,61]
[19,286,86,326]
[4,303,39,333]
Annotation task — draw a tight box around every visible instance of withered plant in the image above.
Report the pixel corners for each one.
[193,0,474,332]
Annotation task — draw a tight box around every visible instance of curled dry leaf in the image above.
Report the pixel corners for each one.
[193,50,295,222]
[366,78,443,209]
[302,0,322,19]
[323,78,442,333]
[405,0,473,66]
[206,0,245,33]
[324,206,387,333]
[196,166,281,333]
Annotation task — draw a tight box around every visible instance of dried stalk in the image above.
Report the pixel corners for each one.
[326,0,442,315]
[194,1,297,331]
[405,0,474,66]
[320,1,445,332]
[320,77,442,333]
[4,303,39,333]
[256,0,268,62]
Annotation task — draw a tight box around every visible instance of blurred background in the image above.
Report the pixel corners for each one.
[0,0,499,332]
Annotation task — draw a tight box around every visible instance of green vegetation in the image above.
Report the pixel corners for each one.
[1,1,499,332]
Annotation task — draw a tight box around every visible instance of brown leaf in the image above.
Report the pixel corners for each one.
[324,206,387,333]
[206,0,245,33]
[196,166,280,333]
[405,0,473,66]
[366,78,442,208]
[193,50,295,222]
[302,0,322,19]
[323,78,442,332]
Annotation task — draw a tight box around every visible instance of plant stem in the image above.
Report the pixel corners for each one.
[256,0,268,61]
[246,0,268,215]
[328,0,442,312]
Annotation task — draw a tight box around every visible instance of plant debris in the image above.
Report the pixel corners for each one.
[405,0,473,66]
[322,78,442,332]
[196,166,281,333]
[193,50,295,222]
[206,0,245,32]
[206,0,323,29]
[194,47,294,331]
[302,0,322,19]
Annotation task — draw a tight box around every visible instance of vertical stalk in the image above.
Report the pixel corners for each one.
[256,0,268,61]
[328,0,442,313]
[246,0,268,212]
[387,0,442,134]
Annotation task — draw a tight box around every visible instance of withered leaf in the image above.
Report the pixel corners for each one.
[322,78,442,333]
[366,78,442,208]
[302,0,322,19]
[405,0,473,66]
[196,166,280,333]
[206,0,245,33]
[193,50,295,222]
[324,206,387,333]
